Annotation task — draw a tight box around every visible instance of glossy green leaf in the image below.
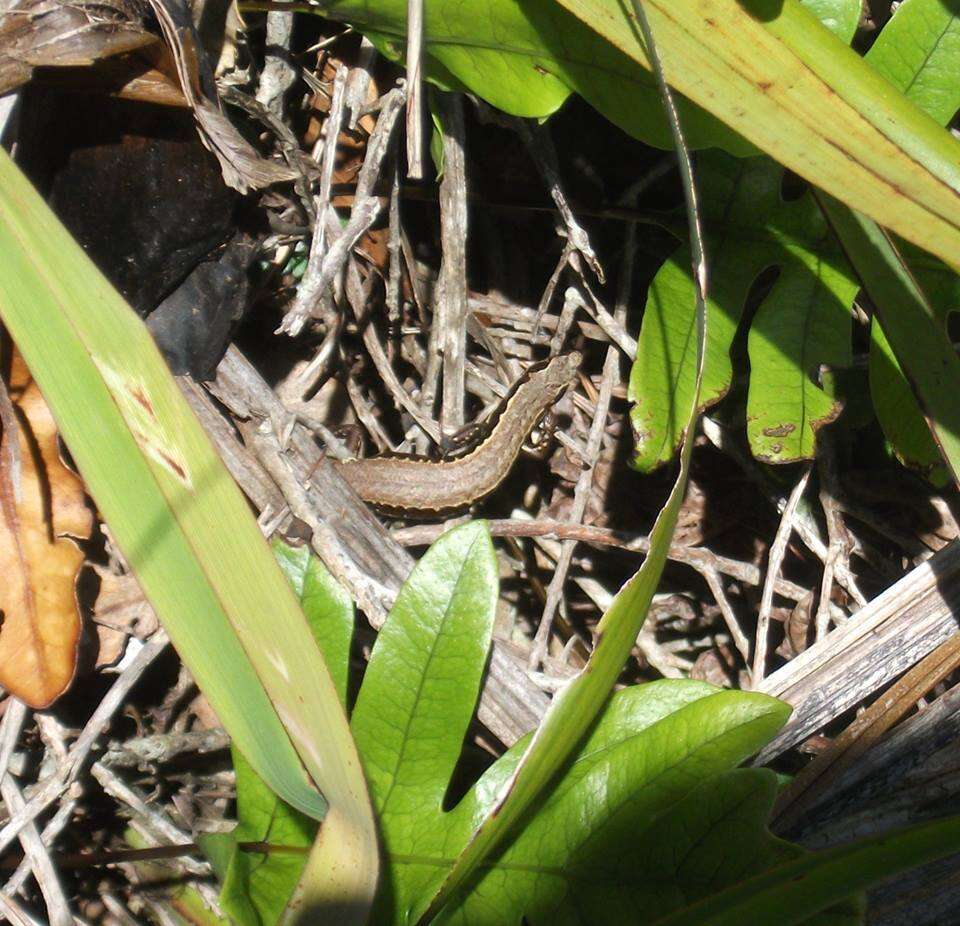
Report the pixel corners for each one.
[437,685,795,924]
[866,0,960,126]
[207,543,355,925]
[653,815,960,926]
[217,749,317,926]
[349,521,498,917]
[0,149,378,919]
[630,153,856,469]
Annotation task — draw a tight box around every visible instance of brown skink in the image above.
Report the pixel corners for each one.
[333,352,582,514]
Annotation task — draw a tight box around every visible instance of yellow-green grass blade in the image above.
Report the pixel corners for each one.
[553,0,960,271]
[0,149,377,918]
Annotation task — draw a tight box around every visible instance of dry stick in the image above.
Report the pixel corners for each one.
[516,118,604,284]
[0,635,170,862]
[280,86,405,336]
[256,10,297,115]
[752,463,813,685]
[771,631,960,832]
[4,798,76,897]
[435,93,470,432]
[213,350,551,744]
[101,892,142,926]
[386,164,403,361]
[702,416,867,608]
[0,891,42,926]
[533,243,575,342]
[529,347,616,670]
[90,762,211,880]
[403,0,424,178]
[755,540,960,764]
[701,567,752,665]
[816,437,852,639]
[271,61,346,352]
[344,373,395,453]
[392,518,810,601]
[345,37,377,131]
[0,693,24,782]
[338,244,443,444]
[561,273,638,358]
[0,772,72,926]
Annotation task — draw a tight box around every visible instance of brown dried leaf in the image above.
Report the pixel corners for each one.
[0,353,93,707]
[0,0,156,96]
[91,565,159,667]
[145,0,297,193]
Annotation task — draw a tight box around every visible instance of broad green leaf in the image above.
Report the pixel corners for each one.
[438,685,794,924]
[630,153,855,469]
[301,0,858,155]
[553,0,960,274]
[0,150,377,918]
[350,520,498,917]
[652,814,960,926]
[866,0,960,126]
[272,539,354,709]
[800,0,862,41]
[747,254,855,462]
[819,199,960,485]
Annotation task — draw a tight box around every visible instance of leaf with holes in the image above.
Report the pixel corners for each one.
[630,152,856,469]
[0,351,92,707]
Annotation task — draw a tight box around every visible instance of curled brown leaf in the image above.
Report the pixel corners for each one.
[0,352,93,707]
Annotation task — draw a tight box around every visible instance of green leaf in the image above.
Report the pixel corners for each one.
[0,149,378,918]
[349,520,498,915]
[272,539,354,709]
[865,0,960,126]
[868,317,946,479]
[438,685,794,923]
[630,153,856,469]
[858,0,960,477]
[746,250,855,462]
[204,544,353,926]
[819,198,960,485]
[652,814,960,926]
[800,0,862,41]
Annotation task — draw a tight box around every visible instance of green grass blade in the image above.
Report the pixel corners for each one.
[552,0,960,273]
[652,815,960,926]
[0,150,378,917]
[818,195,960,485]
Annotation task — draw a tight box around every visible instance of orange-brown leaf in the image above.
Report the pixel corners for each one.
[0,353,92,707]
